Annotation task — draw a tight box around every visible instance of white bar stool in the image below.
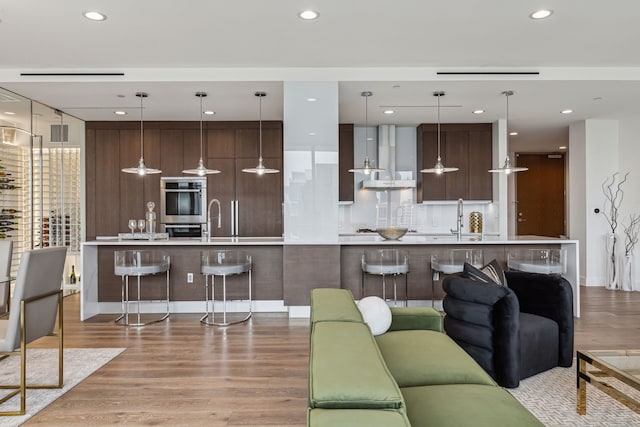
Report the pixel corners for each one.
[113,250,170,326]
[200,250,252,326]
[507,248,567,275]
[361,249,409,307]
[431,249,483,307]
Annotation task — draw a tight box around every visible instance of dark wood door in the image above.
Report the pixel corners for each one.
[516,153,565,237]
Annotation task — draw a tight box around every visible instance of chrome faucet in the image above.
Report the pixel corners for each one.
[451,198,464,241]
[206,198,222,240]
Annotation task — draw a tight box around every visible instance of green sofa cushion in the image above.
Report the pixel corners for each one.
[375,330,495,388]
[308,408,411,427]
[311,288,363,324]
[389,307,443,332]
[401,384,543,427]
[309,321,404,410]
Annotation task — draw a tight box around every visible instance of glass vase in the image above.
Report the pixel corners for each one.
[620,254,635,292]
[605,233,619,290]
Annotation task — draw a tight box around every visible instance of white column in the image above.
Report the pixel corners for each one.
[569,119,619,286]
[283,82,339,243]
[492,119,509,238]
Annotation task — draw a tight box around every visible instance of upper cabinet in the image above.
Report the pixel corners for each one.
[85,121,283,240]
[338,124,354,203]
[417,123,493,202]
[207,121,283,238]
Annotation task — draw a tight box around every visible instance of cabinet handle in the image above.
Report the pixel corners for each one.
[230,201,235,235]
[235,200,239,236]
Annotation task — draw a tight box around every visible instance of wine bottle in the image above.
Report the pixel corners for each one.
[0,214,20,220]
[0,184,19,190]
[1,208,20,214]
[0,178,15,184]
[70,265,77,285]
[0,221,16,226]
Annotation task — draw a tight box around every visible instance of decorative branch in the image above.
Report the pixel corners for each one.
[601,172,629,234]
[623,213,640,256]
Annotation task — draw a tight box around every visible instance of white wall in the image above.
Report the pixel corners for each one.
[570,120,620,286]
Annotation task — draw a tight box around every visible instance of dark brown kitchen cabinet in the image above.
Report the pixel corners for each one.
[207,121,283,237]
[339,124,354,202]
[417,123,492,202]
[85,121,282,240]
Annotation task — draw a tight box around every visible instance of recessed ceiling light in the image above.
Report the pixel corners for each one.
[509,131,518,136]
[472,110,485,114]
[83,11,107,21]
[298,10,319,20]
[559,146,567,150]
[4,111,15,115]
[561,109,573,114]
[383,110,395,115]
[203,111,215,115]
[116,94,126,98]
[309,132,317,136]
[530,9,553,20]
[114,111,127,115]
[307,97,317,102]
[392,85,401,89]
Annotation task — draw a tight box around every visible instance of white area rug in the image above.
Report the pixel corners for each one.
[0,348,124,427]
[510,364,640,426]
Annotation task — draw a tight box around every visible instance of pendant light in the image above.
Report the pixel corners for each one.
[122,92,161,175]
[349,91,384,175]
[242,91,279,175]
[420,91,458,174]
[489,91,528,174]
[183,92,220,175]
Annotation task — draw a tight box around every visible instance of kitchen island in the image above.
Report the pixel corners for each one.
[80,235,579,320]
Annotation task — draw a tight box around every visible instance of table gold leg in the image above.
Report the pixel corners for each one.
[577,357,587,415]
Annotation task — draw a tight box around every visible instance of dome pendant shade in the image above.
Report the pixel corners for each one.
[350,91,385,175]
[489,91,528,174]
[488,155,528,175]
[242,91,279,175]
[348,156,383,175]
[241,157,280,175]
[183,91,220,175]
[122,92,161,175]
[421,91,458,174]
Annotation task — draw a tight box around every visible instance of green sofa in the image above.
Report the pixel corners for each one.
[308,288,543,427]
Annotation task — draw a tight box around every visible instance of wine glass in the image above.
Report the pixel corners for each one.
[138,219,146,234]
[128,219,137,234]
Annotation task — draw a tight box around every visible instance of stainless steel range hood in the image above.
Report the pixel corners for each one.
[361,125,416,190]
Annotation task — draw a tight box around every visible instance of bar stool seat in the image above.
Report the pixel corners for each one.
[361,249,409,307]
[431,249,483,307]
[201,250,252,326]
[113,250,170,327]
[507,248,567,275]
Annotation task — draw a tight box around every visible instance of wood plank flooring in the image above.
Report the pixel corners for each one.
[24,286,640,426]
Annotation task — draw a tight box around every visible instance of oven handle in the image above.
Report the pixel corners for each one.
[163,224,202,228]
[235,200,239,236]
[163,189,201,193]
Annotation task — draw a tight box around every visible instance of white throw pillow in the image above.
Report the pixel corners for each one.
[357,296,392,336]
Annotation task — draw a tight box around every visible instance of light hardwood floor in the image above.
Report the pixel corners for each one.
[24,286,640,426]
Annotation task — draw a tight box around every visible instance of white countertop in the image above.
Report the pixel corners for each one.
[86,237,285,246]
[338,234,578,245]
[85,235,577,246]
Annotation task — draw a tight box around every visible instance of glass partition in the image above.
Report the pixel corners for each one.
[0,87,84,290]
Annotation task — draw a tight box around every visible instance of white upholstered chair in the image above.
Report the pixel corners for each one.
[0,241,12,314]
[0,246,67,416]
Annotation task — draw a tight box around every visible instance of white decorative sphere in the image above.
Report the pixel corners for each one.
[357,296,392,336]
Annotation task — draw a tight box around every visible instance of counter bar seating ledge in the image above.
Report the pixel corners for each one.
[113,250,170,327]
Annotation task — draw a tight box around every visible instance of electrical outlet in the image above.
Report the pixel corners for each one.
[187,273,194,283]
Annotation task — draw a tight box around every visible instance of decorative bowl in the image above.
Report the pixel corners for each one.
[376,227,409,240]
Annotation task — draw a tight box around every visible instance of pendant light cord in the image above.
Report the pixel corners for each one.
[364,93,369,159]
[199,94,204,160]
[437,92,441,159]
[259,93,263,160]
[139,94,144,160]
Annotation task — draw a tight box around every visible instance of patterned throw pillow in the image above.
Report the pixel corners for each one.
[463,259,508,287]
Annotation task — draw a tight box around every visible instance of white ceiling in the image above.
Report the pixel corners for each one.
[1,0,640,152]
